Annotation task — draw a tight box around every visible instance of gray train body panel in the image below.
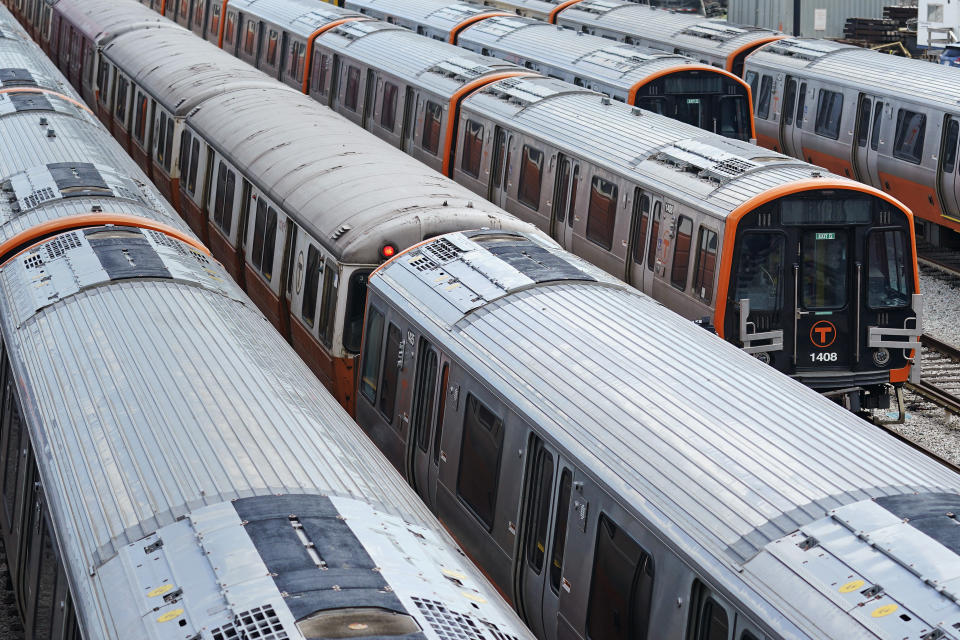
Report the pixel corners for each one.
[366,230,960,639]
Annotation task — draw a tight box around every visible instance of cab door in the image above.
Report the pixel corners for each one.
[937,114,960,218]
[516,435,572,640]
[794,229,854,371]
[407,338,448,512]
[550,154,579,249]
[490,127,514,209]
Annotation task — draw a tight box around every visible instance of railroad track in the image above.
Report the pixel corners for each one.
[917,243,960,282]
[906,334,960,416]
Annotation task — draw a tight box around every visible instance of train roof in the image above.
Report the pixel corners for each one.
[749,37,960,111]
[187,88,536,262]
[374,230,960,638]
[103,27,291,115]
[229,0,367,39]
[464,75,882,218]
[53,0,180,45]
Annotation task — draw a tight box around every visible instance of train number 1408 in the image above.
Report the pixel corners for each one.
[810,352,838,362]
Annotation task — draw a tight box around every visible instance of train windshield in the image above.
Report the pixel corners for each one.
[867,229,910,308]
[734,233,784,312]
[801,230,848,309]
[636,72,752,141]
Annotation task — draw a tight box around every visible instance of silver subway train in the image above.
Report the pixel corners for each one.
[105,0,923,411]
[0,4,537,639]
[360,229,960,640]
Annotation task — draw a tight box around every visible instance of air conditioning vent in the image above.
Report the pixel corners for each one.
[211,605,289,640]
[412,598,519,640]
[423,237,462,264]
[44,232,81,260]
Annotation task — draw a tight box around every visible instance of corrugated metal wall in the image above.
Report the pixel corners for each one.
[728,0,890,38]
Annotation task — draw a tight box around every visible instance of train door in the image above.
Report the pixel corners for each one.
[781,78,804,157]
[793,229,854,371]
[516,435,571,640]
[937,114,960,218]
[550,153,579,249]
[362,69,376,128]
[407,338,449,512]
[852,94,884,188]
[401,86,415,153]
[490,127,514,209]
[627,189,657,292]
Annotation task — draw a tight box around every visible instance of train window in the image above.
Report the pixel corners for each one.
[378,324,402,423]
[518,146,544,210]
[456,395,504,530]
[344,271,371,353]
[814,89,843,140]
[160,113,174,171]
[243,20,256,56]
[526,447,553,574]
[412,341,439,450]
[670,216,693,290]
[693,227,718,303]
[223,11,236,45]
[782,78,796,126]
[893,109,926,164]
[345,66,361,112]
[586,515,654,640]
[549,468,572,593]
[632,193,650,263]
[381,82,399,132]
[422,101,443,155]
[719,96,749,141]
[802,230,848,310]
[856,98,871,148]
[756,75,772,120]
[114,76,128,124]
[195,1,205,31]
[647,202,660,271]
[432,364,449,465]
[289,42,306,83]
[744,70,758,108]
[33,518,56,639]
[796,82,807,128]
[637,96,666,115]
[266,30,279,67]
[554,159,572,224]
[302,245,322,327]
[694,598,729,640]
[314,54,331,95]
[734,233,784,312]
[586,176,618,250]
[213,165,235,234]
[867,230,909,308]
[2,405,20,519]
[98,61,111,106]
[319,264,338,348]
[359,307,385,403]
[187,138,200,194]
[251,202,277,281]
[944,118,960,174]
[179,130,192,184]
[134,93,148,143]
[156,112,168,166]
[461,120,485,178]
[870,101,884,151]
[741,633,761,640]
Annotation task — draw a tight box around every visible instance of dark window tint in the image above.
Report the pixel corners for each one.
[319,265,338,348]
[554,159,571,224]
[161,113,174,171]
[856,97,871,148]
[289,41,305,83]
[647,202,660,270]
[741,632,761,640]
[518,145,544,210]
[301,245,322,326]
[670,216,693,289]
[252,200,267,271]
[345,66,361,112]
[735,233,784,312]
[868,229,910,308]
[693,227,718,303]
[796,82,807,128]
[359,307,385,403]
[251,203,277,281]
[568,165,579,228]
[456,395,503,530]
[549,469,572,593]
[744,70,758,107]
[422,101,442,155]
[412,342,439,450]
[381,81,398,131]
[586,515,654,640]
[114,76,128,122]
[871,101,884,150]
[179,130,192,185]
[814,89,843,139]
[893,108,926,164]
[243,20,256,56]
[187,139,199,194]
[756,74,772,120]
[696,599,729,640]
[432,364,449,465]
[944,118,960,174]
[224,11,236,45]
[213,164,235,234]
[782,78,796,126]
[633,194,650,263]
[134,94,148,142]
[526,448,554,574]
[313,53,329,95]
[802,230,848,309]
[344,270,370,353]
[461,119,484,178]
[378,324,402,423]
[586,176,618,250]
[719,95,750,141]
[266,30,279,66]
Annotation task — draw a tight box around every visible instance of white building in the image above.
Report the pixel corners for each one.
[919,0,959,48]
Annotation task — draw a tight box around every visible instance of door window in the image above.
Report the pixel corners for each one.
[345,66,361,112]
[301,245,322,327]
[422,101,443,155]
[518,146,544,210]
[893,108,926,164]
[867,230,910,308]
[586,176,618,250]
[670,216,693,290]
[802,230,848,309]
[756,75,772,120]
[381,81,399,132]
[526,447,554,574]
[795,82,807,128]
[692,227,718,303]
[359,307,385,403]
[782,78,796,126]
[695,598,729,640]
[815,89,843,139]
[554,159,571,224]
[632,194,650,263]
[943,117,959,174]
[548,469,572,593]
[734,233,784,312]
[378,324,402,423]
[870,101,884,150]
[456,395,504,530]
[646,202,661,270]
[432,364,449,465]
[412,342,439,450]
[856,97,871,148]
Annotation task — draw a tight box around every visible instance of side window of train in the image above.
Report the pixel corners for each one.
[134,92,149,144]
[194,1,205,32]
[870,101,884,151]
[378,323,403,424]
[114,75,129,126]
[688,581,732,640]
[301,245,323,327]
[856,97,871,148]
[209,3,221,39]
[796,82,807,128]
[632,192,650,263]
[312,53,331,97]
[671,215,693,290]
[224,10,237,47]
[460,119,484,178]
[943,117,960,174]
[586,175,618,250]
[360,307,386,403]
[380,81,399,131]
[156,111,174,172]
[97,60,110,107]
[212,162,236,235]
[692,227,718,304]
[289,41,306,84]
[586,515,654,640]
[814,89,843,140]
[179,131,201,196]
[457,394,504,530]
[743,71,757,107]
[781,78,796,126]
[422,101,443,156]
[518,145,544,210]
[251,200,278,281]
[893,108,926,164]
[647,201,661,271]
[345,66,361,112]
[265,29,279,69]
[756,74,772,120]
[242,19,256,57]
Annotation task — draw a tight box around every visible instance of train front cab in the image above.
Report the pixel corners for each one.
[720,184,921,412]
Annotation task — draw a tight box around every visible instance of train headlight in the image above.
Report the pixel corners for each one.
[873,348,890,366]
[380,243,397,261]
